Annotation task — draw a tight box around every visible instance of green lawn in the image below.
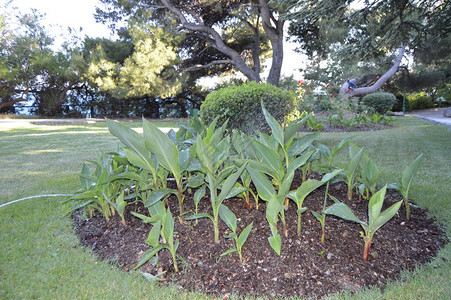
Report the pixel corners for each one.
[0,117,450,299]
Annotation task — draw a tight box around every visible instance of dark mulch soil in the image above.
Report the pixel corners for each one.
[73,172,446,299]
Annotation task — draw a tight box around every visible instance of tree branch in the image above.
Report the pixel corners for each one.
[340,47,405,98]
[183,60,233,72]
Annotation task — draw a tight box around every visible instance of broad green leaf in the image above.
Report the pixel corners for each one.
[216,165,235,185]
[279,171,294,199]
[186,158,202,172]
[315,142,331,160]
[324,202,365,225]
[348,147,364,174]
[195,138,214,175]
[231,130,244,154]
[238,222,253,247]
[147,200,166,217]
[131,212,160,224]
[146,221,161,247]
[107,119,146,155]
[331,136,355,157]
[294,179,324,205]
[401,153,424,194]
[217,163,247,203]
[266,195,283,225]
[115,190,127,217]
[262,103,284,149]
[368,185,387,222]
[251,140,284,180]
[124,148,156,173]
[371,200,402,233]
[224,186,248,200]
[387,182,401,190]
[142,118,180,181]
[220,248,238,257]
[311,210,323,221]
[288,132,320,157]
[145,188,175,207]
[219,204,237,232]
[162,208,174,242]
[203,117,219,144]
[178,149,190,172]
[186,174,205,188]
[184,213,213,222]
[80,163,92,190]
[193,186,206,206]
[286,151,314,177]
[268,234,281,255]
[135,245,165,269]
[283,122,303,144]
[297,207,308,214]
[321,169,342,183]
[246,166,275,202]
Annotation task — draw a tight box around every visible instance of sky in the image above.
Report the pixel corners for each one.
[4,0,114,45]
[4,0,305,80]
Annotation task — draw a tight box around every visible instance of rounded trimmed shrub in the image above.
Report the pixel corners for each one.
[362,92,397,114]
[200,82,296,134]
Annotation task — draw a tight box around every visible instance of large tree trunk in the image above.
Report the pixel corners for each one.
[339,47,405,98]
[160,0,286,86]
[258,0,285,86]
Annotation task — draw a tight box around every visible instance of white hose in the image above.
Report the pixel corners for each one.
[0,194,73,209]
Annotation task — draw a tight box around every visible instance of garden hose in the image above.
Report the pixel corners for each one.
[0,194,73,209]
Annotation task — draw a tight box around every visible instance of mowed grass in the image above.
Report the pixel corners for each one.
[0,117,450,299]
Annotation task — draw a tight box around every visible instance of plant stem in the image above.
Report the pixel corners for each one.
[213,214,219,243]
[170,248,178,272]
[347,184,353,201]
[363,235,372,262]
[177,183,184,215]
[405,197,411,220]
[297,213,302,236]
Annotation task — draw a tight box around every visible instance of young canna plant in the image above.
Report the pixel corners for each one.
[310,169,342,242]
[343,145,364,201]
[246,165,295,255]
[219,204,253,263]
[132,201,180,272]
[185,137,247,243]
[389,153,424,220]
[324,185,402,262]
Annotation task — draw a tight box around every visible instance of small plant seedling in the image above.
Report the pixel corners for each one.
[219,204,253,263]
[389,153,423,220]
[324,185,402,262]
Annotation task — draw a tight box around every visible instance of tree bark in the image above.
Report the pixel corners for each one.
[258,0,285,86]
[339,47,405,98]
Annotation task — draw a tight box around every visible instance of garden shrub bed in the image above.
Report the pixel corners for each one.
[73,172,446,299]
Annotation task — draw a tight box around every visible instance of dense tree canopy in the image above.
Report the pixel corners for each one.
[283,0,450,97]
[0,10,86,115]
[96,0,290,85]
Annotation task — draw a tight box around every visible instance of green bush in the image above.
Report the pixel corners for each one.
[408,95,434,110]
[200,82,296,134]
[362,92,396,114]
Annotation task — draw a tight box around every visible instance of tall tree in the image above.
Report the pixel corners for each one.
[96,0,289,86]
[282,0,450,97]
[0,10,86,116]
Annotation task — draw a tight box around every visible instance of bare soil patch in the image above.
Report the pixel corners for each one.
[73,172,446,299]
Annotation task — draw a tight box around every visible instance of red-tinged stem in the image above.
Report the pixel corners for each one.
[363,236,372,262]
[245,193,252,210]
